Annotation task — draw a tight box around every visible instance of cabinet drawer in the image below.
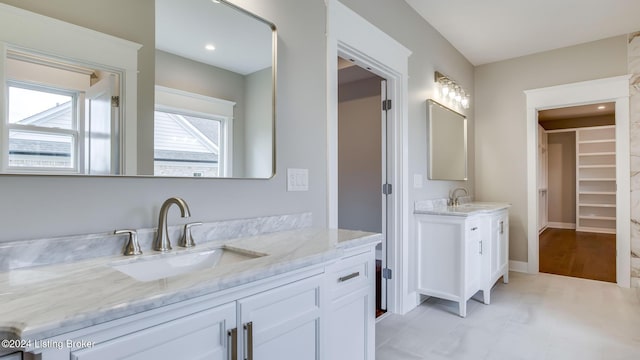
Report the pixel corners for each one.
[327,251,371,299]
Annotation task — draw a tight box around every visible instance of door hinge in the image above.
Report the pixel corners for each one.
[111,96,120,107]
[382,99,392,111]
[382,268,392,280]
[382,183,392,195]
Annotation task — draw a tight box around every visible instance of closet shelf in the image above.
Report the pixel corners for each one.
[578,165,616,169]
[579,191,616,195]
[578,139,615,144]
[578,203,616,208]
[578,152,616,156]
[578,215,616,221]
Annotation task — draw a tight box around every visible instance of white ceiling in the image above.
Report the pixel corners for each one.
[156,0,273,75]
[404,0,640,66]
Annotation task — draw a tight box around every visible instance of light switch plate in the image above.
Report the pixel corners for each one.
[414,174,423,188]
[287,168,309,191]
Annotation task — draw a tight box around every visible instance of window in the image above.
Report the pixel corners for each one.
[154,109,225,177]
[2,50,122,174]
[7,83,79,171]
[154,86,235,177]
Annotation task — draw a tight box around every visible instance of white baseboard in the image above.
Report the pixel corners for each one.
[548,222,576,229]
[509,261,529,273]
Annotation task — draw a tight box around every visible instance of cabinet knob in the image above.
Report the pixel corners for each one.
[471,227,478,231]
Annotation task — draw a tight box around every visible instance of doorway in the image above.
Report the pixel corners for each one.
[337,56,389,316]
[537,103,617,282]
[525,75,631,287]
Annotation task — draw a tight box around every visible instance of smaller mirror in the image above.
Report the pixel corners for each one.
[427,99,467,180]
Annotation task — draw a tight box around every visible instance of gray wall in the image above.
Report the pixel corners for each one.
[338,77,382,233]
[475,36,628,262]
[547,131,576,225]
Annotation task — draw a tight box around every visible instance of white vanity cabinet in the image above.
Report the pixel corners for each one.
[416,207,510,317]
[71,302,237,360]
[35,270,324,360]
[237,275,322,360]
[325,245,376,360]
[416,214,483,317]
[28,247,379,360]
[481,209,509,304]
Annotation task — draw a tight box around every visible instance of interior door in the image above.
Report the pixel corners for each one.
[85,74,117,174]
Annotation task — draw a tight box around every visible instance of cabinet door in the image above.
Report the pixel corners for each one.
[327,286,371,360]
[238,275,322,360]
[498,212,509,275]
[70,302,236,360]
[326,250,375,360]
[465,221,482,297]
[490,214,501,280]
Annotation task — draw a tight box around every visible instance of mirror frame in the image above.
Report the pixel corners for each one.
[427,99,468,181]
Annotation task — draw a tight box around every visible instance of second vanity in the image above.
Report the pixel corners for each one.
[414,201,510,317]
[0,214,380,360]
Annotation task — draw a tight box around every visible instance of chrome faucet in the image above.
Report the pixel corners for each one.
[154,197,191,252]
[449,187,469,206]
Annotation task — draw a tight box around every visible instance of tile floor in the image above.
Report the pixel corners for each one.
[376,272,640,359]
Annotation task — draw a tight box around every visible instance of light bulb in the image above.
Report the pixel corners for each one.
[441,84,449,97]
[461,97,469,109]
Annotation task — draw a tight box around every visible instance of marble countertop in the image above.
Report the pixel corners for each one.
[414,202,511,217]
[0,228,381,342]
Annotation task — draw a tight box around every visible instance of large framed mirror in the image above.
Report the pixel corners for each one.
[0,0,276,179]
[427,99,467,181]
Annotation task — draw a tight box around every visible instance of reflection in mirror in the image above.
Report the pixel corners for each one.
[0,2,140,176]
[0,0,275,178]
[155,0,276,178]
[427,99,467,181]
[5,50,122,175]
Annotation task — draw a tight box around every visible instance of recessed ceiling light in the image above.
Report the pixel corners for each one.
[211,0,221,3]
[205,44,216,51]
[597,105,606,110]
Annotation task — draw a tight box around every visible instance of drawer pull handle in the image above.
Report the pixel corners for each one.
[228,328,238,360]
[338,271,360,282]
[244,322,253,360]
[471,227,478,231]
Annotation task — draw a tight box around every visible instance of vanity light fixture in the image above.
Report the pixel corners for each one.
[435,71,470,110]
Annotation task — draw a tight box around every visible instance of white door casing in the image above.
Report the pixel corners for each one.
[524,75,631,287]
[326,0,412,314]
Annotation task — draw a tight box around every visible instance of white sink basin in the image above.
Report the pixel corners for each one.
[110,246,265,282]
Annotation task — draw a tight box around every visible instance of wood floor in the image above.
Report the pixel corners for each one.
[539,228,616,283]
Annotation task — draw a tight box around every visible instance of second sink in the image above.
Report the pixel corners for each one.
[110,246,265,282]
